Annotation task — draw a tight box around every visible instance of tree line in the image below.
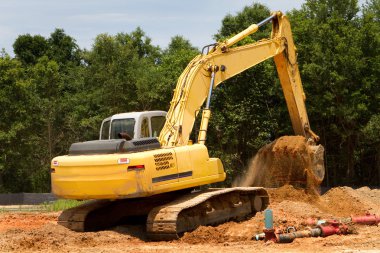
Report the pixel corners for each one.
[0,0,378,192]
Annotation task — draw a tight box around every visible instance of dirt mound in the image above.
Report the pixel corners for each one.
[321,186,380,216]
[181,213,267,244]
[0,186,379,252]
[180,224,230,244]
[0,212,58,232]
[181,186,320,244]
[234,136,324,193]
[0,222,142,252]
[267,184,319,203]
[181,185,380,244]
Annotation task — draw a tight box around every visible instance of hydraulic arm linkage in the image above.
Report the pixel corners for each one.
[159,11,319,147]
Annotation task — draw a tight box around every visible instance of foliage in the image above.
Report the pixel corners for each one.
[13,34,48,65]
[153,36,199,110]
[208,3,287,184]
[288,0,379,185]
[0,55,33,192]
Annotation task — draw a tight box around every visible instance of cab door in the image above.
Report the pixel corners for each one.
[140,117,150,138]
[150,115,166,138]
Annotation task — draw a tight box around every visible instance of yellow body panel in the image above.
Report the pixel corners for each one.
[51,144,225,199]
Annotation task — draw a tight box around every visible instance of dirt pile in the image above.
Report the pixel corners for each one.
[0,186,379,252]
[181,185,380,244]
[0,212,58,232]
[267,184,318,203]
[234,136,324,192]
[321,186,380,216]
[0,222,142,252]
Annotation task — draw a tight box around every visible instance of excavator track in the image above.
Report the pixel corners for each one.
[58,190,187,232]
[146,187,269,240]
[58,187,268,241]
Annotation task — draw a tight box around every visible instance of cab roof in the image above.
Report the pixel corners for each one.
[103,111,166,122]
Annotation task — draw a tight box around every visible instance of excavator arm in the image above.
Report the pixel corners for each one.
[159,11,319,147]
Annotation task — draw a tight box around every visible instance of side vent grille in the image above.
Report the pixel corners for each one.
[153,152,174,170]
[132,138,160,146]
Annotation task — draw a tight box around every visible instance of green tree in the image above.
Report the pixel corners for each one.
[215,3,272,41]
[288,0,379,185]
[208,3,284,184]
[0,55,38,192]
[356,0,380,185]
[3,30,85,192]
[82,28,160,118]
[150,36,199,110]
[13,34,48,65]
[47,28,81,65]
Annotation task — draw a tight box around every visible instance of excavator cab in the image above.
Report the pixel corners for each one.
[99,111,166,140]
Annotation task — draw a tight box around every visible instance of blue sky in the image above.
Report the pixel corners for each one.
[0,1,307,54]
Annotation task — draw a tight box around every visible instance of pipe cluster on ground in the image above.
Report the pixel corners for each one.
[254,209,379,243]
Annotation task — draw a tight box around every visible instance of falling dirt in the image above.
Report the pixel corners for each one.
[234,136,325,194]
[0,186,379,252]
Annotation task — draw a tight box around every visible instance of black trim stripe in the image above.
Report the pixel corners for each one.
[152,171,193,183]
[178,171,192,179]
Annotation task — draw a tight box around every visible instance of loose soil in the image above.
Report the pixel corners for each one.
[234,136,325,193]
[0,185,379,252]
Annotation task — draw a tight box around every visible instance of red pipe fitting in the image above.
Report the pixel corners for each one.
[351,214,380,225]
[305,217,331,226]
[319,222,349,237]
[263,228,277,242]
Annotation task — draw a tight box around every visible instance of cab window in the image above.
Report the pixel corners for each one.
[140,118,150,138]
[151,116,166,137]
[100,120,110,140]
[110,118,135,139]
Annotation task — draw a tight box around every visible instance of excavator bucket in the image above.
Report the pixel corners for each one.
[236,136,325,193]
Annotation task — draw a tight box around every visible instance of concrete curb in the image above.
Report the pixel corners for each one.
[0,193,57,205]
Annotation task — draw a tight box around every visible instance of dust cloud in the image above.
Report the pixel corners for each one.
[233,143,273,187]
[233,136,324,193]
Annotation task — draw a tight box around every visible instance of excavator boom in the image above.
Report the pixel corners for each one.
[159,11,319,148]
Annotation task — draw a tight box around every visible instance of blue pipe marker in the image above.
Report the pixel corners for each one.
[264,209,273,229]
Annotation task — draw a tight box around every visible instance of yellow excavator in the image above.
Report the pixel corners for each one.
[51,11,325,240]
